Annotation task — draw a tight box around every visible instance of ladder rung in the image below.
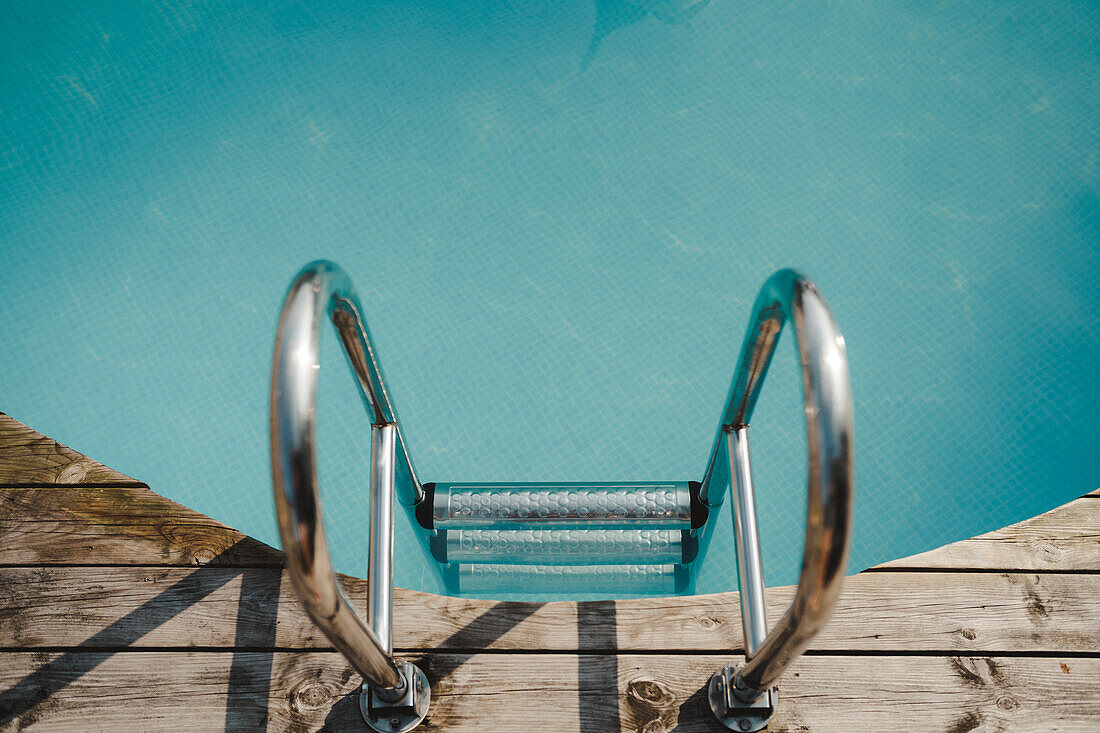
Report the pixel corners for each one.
[431,482,693,529]
[453,562,687,595]
[442,528,684,565]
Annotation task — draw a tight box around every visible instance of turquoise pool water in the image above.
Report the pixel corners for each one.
[2,1,1097,598]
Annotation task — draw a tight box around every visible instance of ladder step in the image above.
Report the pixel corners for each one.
[442,528,684,565]
[452,562,687,596]
[431,482,692,529]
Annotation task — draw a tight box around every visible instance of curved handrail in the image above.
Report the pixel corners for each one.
[270,260,409,692]
[713,269,854,695]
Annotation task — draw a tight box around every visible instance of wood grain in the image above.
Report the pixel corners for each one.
[0,414,137,485]
[2,567,1096,654]
[4,484,1094,572]
[878,497,1100,571]
[1,411,1098,731]
[0,652,1096,732]
[0,487,282,567]
[1,480,1094,573]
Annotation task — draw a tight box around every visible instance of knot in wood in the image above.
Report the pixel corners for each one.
[55,462,88,483]
[291,681,333,711]
[626,678,674,711]
[1027,540,1064,564]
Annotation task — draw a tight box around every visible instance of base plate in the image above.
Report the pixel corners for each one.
[707,663,777,732]
[360,661,431,733]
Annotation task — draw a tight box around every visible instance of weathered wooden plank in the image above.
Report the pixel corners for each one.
[0,651,1096,732]
[877,496,1099,571]
[0,415,1097,731]
[0,414,137,485]
[3,566,1097,655]
[0,487,282,566]
[1,408,1095,576]
[4,480,1096,573]
[401,570,1100,654]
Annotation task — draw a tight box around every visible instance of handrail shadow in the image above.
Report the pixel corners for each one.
[0,541,280,729]
[3,559,634,730]
[398,596,622,731]
[578,600,621,732]
[406,599,546,684]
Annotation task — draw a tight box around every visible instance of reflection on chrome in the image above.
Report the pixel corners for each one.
[271,260,429,732]
[706,270,854,732]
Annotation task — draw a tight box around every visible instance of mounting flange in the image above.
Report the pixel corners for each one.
[360,661,430,733]
[708,663,777,732]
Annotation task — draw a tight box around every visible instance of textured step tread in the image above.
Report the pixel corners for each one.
[433,482,692,528]
[443,528,684,565]
[453,562,687,596]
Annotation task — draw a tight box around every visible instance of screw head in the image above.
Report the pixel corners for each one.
[390,717,401,730]
[739,720,751,732]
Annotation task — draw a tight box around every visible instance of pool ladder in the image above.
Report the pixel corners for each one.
[271,261,853,732]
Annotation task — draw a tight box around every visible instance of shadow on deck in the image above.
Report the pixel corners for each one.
[1,412,1097,731]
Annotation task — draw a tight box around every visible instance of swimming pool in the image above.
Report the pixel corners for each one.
[2,1,1097,599]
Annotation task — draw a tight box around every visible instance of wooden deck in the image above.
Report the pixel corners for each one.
[0,412,1097,732]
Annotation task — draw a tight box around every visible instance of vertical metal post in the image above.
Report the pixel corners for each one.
[728,426,767,655]
[360,421,431,733]
[368,424,396,656]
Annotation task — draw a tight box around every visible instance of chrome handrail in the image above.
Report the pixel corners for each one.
[271,260,429,731]
[705,269,854,731]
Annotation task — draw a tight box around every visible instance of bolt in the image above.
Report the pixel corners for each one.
[739,720,751,732]
[390,717,402,730]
